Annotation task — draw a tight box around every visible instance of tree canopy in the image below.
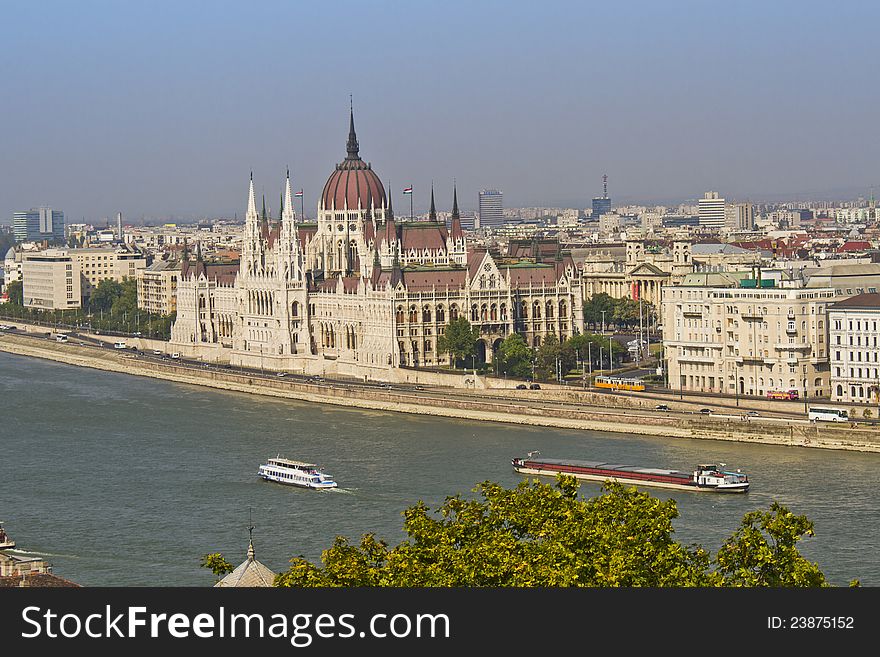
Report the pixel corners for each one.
[495,333,533,379]
[261,476,832,588]
[5,279,23,305]
[437,317,479,368]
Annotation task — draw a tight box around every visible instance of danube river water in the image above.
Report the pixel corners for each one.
[1,352,878,586]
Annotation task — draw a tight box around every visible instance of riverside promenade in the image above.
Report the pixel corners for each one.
[3,328,880,453]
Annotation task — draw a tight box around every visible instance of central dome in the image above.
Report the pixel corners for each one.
[321,109,386,211]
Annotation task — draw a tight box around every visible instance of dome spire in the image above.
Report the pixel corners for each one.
[387,182,394,220]
[346,96,359,160]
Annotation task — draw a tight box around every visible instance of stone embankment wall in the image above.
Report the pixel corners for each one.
[3,331,880,453]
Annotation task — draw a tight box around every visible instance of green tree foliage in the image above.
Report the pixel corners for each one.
[612,297,641,328]
[437,317,479,368]
[110,278,138,318]
[495,333,534,378]
[582,292,615,329]
[5,280,23,305]
[200,553,234,578]
[274,477,833,588]
[89,279,123,312]
[714,502,827,587]
[534,334,576,381]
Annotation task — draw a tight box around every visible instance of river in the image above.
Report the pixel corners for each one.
[1,352,876,586]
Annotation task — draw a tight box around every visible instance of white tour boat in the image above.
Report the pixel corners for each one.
[258,456,338,490]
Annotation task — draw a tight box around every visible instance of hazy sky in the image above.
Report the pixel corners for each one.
[2,0,878,223]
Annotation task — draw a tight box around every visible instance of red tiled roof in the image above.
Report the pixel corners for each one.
[400,269,467,291]
[401,224,448,252]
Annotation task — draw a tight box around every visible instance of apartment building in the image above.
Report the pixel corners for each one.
[828,293,880,404]
[661,271,835,400]
[136,259,181,315]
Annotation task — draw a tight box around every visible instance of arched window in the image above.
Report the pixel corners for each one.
[480,304,488,321]
[533,335,541,347]
[437,305,446,322]
[396,306,404,323]
[409,305,418,323]
[500,303,508,321]
[450,304,459,320]
[837,384,844,397]
[490,304,498,321]
[520,301,528,319]
[291,301,299,317]
[559,300,567,317]
[471,304,479,321]
[533,301,542,319]
[546,301,554,319]
[422,305,431,323]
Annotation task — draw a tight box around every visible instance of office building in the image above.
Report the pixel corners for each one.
[698,192,726,230]
[725,202,754,232]
[21,249,82,310]
[591,174,611,220]
[13,207,65,243]
[478,189,504,229]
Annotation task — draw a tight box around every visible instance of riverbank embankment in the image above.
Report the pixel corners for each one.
[3,332,880,453]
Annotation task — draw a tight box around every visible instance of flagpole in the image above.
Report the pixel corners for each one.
[410,189,413,222]
[300,191,304,221]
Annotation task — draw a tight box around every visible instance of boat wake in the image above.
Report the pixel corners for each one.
[326,487,357,495]
[5,548,79,559]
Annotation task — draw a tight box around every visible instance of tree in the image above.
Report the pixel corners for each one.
[583,292,615,329]
[714,502,827,587]
[495,333,534,379]
[273,477,834,588]
[612,297,640,328]
[89,279,123,312]
[110,278,138,319]
[6,280,23,305]
[200,553,234,579]
[437,317,479,368]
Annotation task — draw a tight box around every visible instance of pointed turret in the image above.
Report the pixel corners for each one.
[450,181,463,240]
[283,167,295,224]
[386,183,394,221]
[260,194,270,239]
[429,183,437,222]
[246,172,258,221]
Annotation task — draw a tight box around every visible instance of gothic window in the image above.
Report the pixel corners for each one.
[422,305,431,322]
[450,304,459,320]
[559,300,567,318]
[490,304,497,321]
[396,306,404,323]
[500,303,508,321]
[533,301,542,319]
[437,305,446,322]
[520,301,528,319]
[546,301,554,319]
[409,305,418,323]
[291,301,299,317]
[480,304,488,321]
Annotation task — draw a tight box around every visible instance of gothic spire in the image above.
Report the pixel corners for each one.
[283,167,295,223]
[429,182,437,222]
[451,181,460,220]
[346,98,359,160]
[386,182,394,221]
[246,172,257,220]
[261,194,267,221]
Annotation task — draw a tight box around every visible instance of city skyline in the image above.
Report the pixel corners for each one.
[3,1,879,223]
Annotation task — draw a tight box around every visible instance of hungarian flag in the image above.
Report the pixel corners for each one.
[403,187,413,194]
[294,189,303,197]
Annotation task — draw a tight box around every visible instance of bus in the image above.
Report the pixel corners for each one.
[594,376,646,392]
[808,407,849,423]
[767,389,799,401]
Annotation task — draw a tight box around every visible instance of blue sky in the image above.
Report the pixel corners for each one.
[2,0,878,223]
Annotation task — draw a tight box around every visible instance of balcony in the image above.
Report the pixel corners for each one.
[741,312,764,321]
[736,354,765,364]
[682,310,703,318]
[774,343,812,352]
[678,354,716,364]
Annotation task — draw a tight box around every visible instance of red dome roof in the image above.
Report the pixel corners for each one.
[321,161,385,211]
[320,108,386,211]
